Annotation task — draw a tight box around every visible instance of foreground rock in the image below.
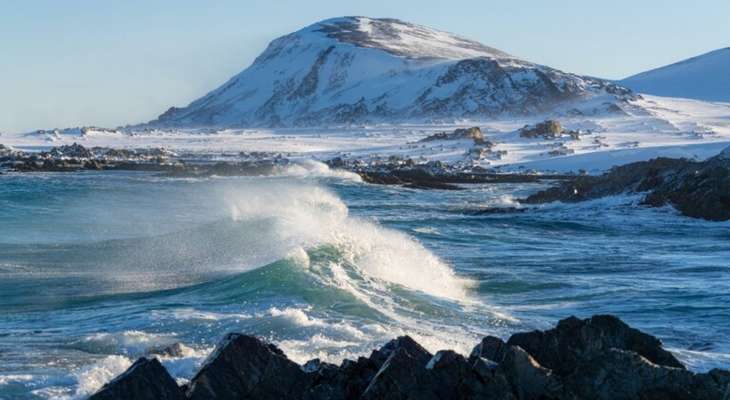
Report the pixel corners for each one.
[523,147,730,221]
[89,358,184,400]
[187,333,310,399]
[91,315,730,400]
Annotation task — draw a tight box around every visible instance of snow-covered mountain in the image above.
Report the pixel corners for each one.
[621,48,730,102]
[149,17,634,128]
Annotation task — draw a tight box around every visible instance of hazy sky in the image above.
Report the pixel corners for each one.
[2,0,728,134]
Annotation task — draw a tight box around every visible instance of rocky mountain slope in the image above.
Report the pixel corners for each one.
[621,48,730,102]
[149,17,634,128]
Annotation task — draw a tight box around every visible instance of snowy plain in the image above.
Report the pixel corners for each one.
[4,95,730,174]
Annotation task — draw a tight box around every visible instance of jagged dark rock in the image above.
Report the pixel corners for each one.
[90,315,730,400]
[186,333,310,400]
[88,357,185,400]
[470,336,562,399]
[507,315,684,375]
[562,348,721,400]
[522,147,730,221]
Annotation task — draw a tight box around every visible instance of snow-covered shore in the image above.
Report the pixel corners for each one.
[3,95,730,175]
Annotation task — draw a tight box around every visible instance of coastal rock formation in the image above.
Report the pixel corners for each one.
[0,142,291,177]
[89,315,730,400]
[506,314,685,373]
[89,358,185,400]
[186,333,310,400]
[325,156,572,190]
[519,120,581,140]
[523,147,730,221]
[419,127,491,146]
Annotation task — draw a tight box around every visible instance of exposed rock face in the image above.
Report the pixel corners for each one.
[88,358,184,400]
[48,142,93,159]
[420,127,490,145]
[90,315,730,400]
[470,336,562,399]
[520,120,564,139]
[507,315,684,374]
[564,349,721,400]
[186,333,310,400]
[519,120,581,141]
[523,148,730,221]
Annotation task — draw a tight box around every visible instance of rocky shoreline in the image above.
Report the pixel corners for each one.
[4,141,730,221]
[90,315,729,400]
[0,143,294,177]
[522,146,730,221]
[0,142,570,187]
[327,157,572,190]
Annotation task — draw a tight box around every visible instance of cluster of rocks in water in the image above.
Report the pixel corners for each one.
[327,156,569,190]
[522,147,730,221]
[89,315,729,400]
[0,143,177,173]
[0,143,292,177]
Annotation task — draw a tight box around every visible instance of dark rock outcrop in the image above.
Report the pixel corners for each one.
[507,314,684,374]
[89,357,185,400]
[564,349,722,400]
[503,315,727,400]
[186,333,310,400]
[420,127,491,146]
[522,148,730,221]
[520,120,563,139]
[48,142,93,159]
[90,315,730,400]
[0,142,295,177]
[353,163,571,191]
[470,336,562,399]
[519,120,581,141]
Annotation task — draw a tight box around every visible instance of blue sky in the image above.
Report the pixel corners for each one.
[1,0,728,134]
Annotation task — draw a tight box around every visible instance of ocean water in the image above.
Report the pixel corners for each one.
[1,167,729,399]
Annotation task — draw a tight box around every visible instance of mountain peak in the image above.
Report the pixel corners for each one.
[304,16,514,60]
[151,17,631,128]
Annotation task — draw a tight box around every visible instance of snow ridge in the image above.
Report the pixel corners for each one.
[620,48,730,102]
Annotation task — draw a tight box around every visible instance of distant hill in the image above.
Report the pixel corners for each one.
[147,17,632,128]
[621,48,730,102]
